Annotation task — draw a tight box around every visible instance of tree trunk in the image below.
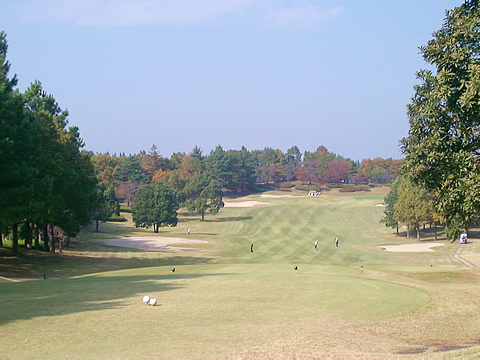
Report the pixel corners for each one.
[434,222,438,241]
[25,222,32,249]
[34,224,40,250]
[49,224,55,253]
[416,227,420,241]
[406,225,410,238]
[12,224,19,255]
[43,224,49,252]
[95,219,99,232]
[396,224,399,235]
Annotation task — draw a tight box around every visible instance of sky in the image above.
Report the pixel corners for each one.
[0,0,463,161]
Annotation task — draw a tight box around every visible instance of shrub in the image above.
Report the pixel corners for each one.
[295,184,320,192]
[338,185,371,193]
[108,214,127,222]
[278,182,295,188]
[277,188,292,192]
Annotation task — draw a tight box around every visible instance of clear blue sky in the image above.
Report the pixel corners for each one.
[0,0,462,160]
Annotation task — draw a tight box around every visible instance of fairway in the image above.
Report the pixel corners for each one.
[1,187,480,358]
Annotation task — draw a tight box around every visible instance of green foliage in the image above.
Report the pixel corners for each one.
[92,182,120,225]
[380,176,400,230]
[338,185,371,193]
[0,33,98,254]
[205,145,233,189]
[227,146,258,191]
[394,176,437,239]
[401,1,480,238]
[107,214,126,222]
[295,184,320,192]
[185,179,224,220]
[132,181,179,233]
[113,155,150,184]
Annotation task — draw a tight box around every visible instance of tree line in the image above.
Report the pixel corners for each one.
[90,145,402,194]
[0,32,103,255]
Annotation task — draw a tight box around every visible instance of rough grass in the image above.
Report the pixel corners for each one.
[1,187,480,358]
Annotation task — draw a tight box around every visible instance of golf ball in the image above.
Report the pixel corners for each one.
[142,295,150,303]
[149,298,157,306]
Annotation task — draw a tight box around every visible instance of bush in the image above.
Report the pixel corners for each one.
[277,188,292,192]
[107,214,127,222]
[338,185,371,193]
[295,184,320,192]
[278,182,295,188]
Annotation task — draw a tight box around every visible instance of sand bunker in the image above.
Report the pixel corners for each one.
[378,243,445,252]
[224,201,269,207]
[93,237,208,251]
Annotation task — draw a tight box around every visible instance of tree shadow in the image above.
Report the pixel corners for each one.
[223,184,277,199]
[0,247,215,279]
[202,216,252,222]
[0,272,231,325]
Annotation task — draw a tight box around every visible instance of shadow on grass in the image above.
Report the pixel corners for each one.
[0,247,215,279]
[0,272,230,325]
[202,216,253,222]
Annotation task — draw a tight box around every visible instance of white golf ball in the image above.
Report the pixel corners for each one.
[149,298,157,306]
[142,295,150,303]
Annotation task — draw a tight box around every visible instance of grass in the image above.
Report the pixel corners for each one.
[1,186,480,358]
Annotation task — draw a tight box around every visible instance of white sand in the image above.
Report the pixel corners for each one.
[93,236,208,251]
[378,243,445,252]
[223,201,269,207]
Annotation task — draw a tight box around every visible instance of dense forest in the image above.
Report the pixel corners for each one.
[90,144,402,197]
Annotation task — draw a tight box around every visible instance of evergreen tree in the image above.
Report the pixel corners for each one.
[132,181,179,233]
[205,145,233,189]
[401,1,480,239]
[381,176,401,234]
[0,32,34,255]
[91,182,120,231]
[185,179,223,221]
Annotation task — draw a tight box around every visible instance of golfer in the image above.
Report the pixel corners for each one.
[187,228,191,235]
[314,240,318,250]
[335,237,339,247]
[250,242,254,253]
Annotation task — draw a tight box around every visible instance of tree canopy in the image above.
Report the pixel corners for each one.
[132,181,179,233]
[0,32,98,254]
[401,0,480,238]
